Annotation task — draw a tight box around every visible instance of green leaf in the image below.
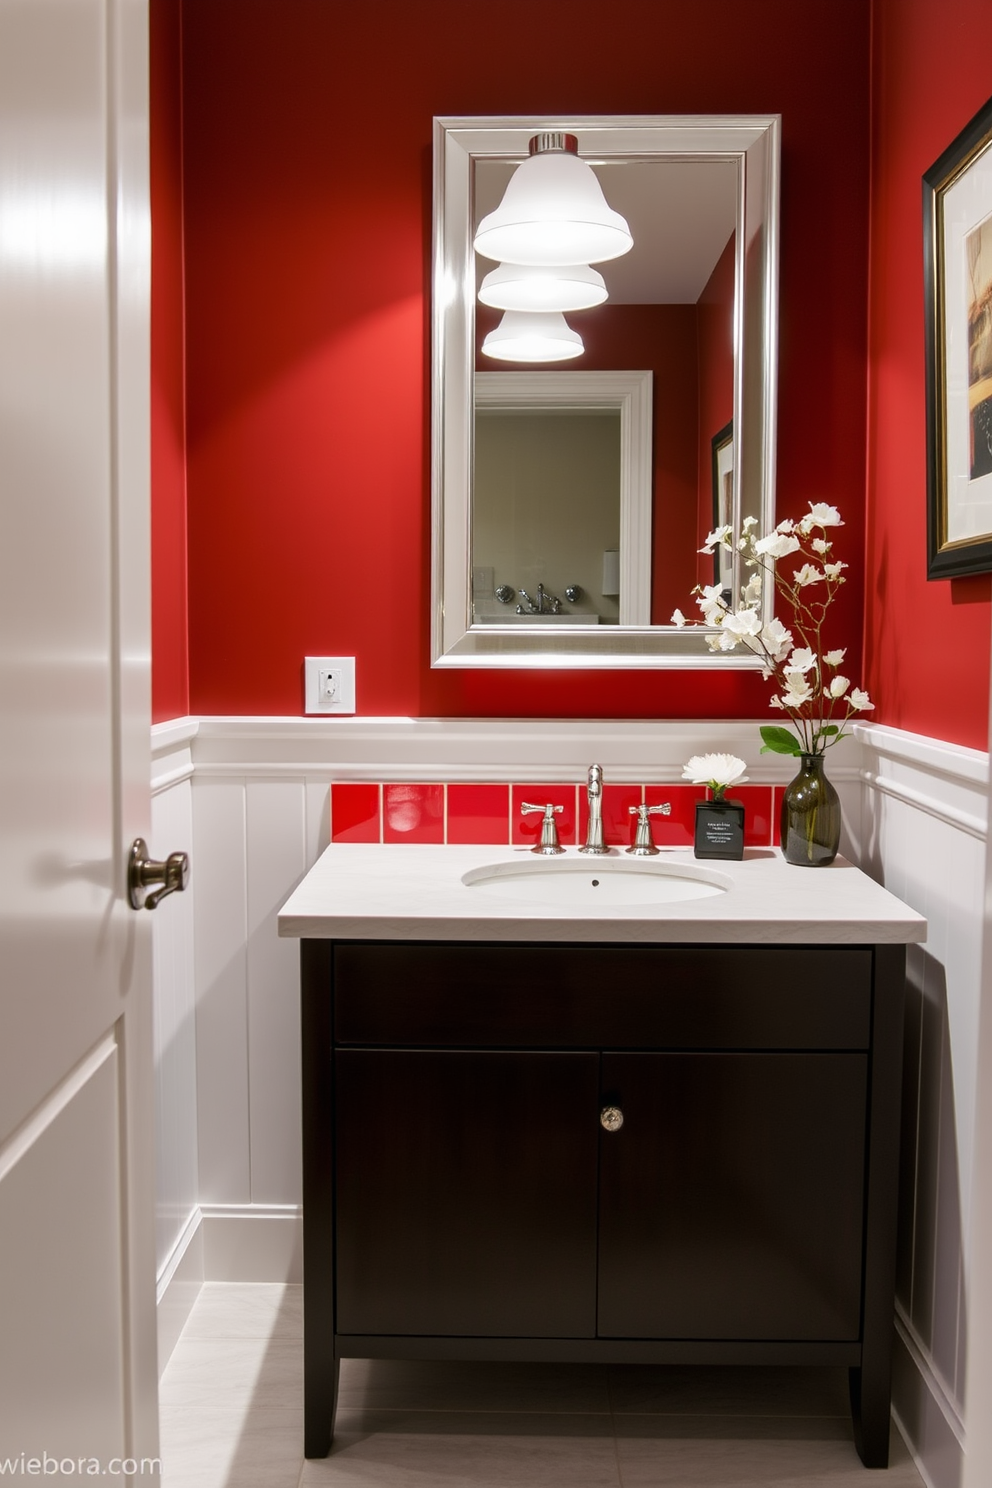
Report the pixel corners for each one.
[759,725,803,756]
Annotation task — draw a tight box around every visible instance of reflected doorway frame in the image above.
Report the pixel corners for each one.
[474,371,653,626]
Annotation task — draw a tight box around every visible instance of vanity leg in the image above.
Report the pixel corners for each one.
[302,940,337,1457]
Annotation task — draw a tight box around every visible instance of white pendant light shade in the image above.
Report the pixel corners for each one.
[479,261,608,313]
[474,134,633,267]
[481,310,584,363]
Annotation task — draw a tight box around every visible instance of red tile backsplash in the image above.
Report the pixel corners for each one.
[383,783,444,844]
[329,777,782,849]
[447,783,510,845]
[511,784,578,847]
[330,782,380,843]
[729,785,774,847]
[645,784,706,847]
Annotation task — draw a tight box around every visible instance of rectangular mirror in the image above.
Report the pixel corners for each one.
[432,115,780,668]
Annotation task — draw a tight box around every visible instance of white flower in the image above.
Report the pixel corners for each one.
[823,648,846,667]
[682,753,749,790]
[671,608,686,627]
[812,538,831,555]
[755,532,801,559]
[793,564,824,587]
[714,630,739,651]
[743,515,758,531]
[787,646,817,673]
[775,518,796,533]
[829,675,850,698]
[700,524,733,552]
[782,673,814,706]
[760,617,793,660]
[721,608,762,638]
[768,694,785,709]
[850,688,874,711]
[806,502,844,527]
[823,561,848,581]
[744,572,763,600]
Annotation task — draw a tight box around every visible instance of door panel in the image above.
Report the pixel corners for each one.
[0,0,157,1469]
[597,1052,867,1340]
[335,1049,599,1337]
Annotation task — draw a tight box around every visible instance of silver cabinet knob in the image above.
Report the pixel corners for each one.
[128,838,190,911]
[600,1105,624,1133]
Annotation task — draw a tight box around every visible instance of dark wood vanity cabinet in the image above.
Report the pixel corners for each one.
[301,939,906,1469]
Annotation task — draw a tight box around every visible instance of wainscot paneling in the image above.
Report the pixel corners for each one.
[151,720,201,1369]
[150,711,989,1488]
[855,722,988,1488]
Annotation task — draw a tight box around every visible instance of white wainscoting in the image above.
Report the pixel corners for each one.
[150,713,988,1488]
[151,719,200,1369]
[855,723,988,1488]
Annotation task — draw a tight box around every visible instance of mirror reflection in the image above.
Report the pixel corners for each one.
[431,117,780,668]
[472,158,738,628]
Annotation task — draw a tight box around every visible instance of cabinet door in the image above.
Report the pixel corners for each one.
[597,1052,867,1340]
[335,1049,599,1337]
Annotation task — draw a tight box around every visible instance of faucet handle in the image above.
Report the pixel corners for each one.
[520,802,565,856]
[626,802,671,856]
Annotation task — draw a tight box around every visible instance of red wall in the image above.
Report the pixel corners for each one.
[865,0,992,750]
[167,0,872,720]
[149,0,188,723]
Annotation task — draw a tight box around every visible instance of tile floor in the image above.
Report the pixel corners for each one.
[159,1284,927,1487]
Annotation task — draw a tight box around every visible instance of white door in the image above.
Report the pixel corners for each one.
[0,0,159,1476]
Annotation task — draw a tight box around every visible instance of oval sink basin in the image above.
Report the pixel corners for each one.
[461,858,728,908]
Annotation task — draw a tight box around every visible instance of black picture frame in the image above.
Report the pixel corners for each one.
[924,91,992,579]
[711,419,734,595]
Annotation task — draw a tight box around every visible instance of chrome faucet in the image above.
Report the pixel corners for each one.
[626,802,671,856]
[520,801,565,855]
[580,763,609,855]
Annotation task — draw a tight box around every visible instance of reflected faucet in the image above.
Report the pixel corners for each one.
[580,764,609,855]
[516,583,562,615]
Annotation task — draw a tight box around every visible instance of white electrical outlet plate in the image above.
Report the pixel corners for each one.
[304,656,356,714]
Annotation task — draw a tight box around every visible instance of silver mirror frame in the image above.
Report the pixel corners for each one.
[431,115,781,669]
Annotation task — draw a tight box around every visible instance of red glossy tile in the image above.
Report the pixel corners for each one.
[727,785,774,847]
[771,786,782,846]
[331,782,381,844]
[578,783,643,849]
[645,784,706,848]
[447,783,511,845]
[383,783,444,844]
[511,784,578,847]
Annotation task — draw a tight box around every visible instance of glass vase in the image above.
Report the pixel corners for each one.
[780,753,841,866]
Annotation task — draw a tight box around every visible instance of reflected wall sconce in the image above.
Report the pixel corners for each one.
[602,549,621,596]
[474,133,633,266]
[478,261,608,313]
[481,310,584,363]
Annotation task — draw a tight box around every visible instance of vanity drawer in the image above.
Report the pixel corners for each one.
[332,942,872,1050]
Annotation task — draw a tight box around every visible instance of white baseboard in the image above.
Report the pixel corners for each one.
[199,1204,303,1284]
[892,1313,966,1488]
[156,1209,203,1376]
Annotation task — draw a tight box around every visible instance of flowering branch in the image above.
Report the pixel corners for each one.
[672,503,874,757]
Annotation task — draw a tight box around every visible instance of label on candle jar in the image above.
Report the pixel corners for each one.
[694,800,745,860]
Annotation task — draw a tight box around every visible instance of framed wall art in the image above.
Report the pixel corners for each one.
[711,419,734,596]
[925,91,992,578]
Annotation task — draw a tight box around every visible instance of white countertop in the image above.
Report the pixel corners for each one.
[278,844,927,946]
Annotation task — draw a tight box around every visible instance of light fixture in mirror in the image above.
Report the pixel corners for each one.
[479,261,608,313]
[474,132,634,266]
[482,309,585,363]
[432,116,780,668]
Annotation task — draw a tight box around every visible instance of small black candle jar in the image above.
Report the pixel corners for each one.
[694,795,745,860]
